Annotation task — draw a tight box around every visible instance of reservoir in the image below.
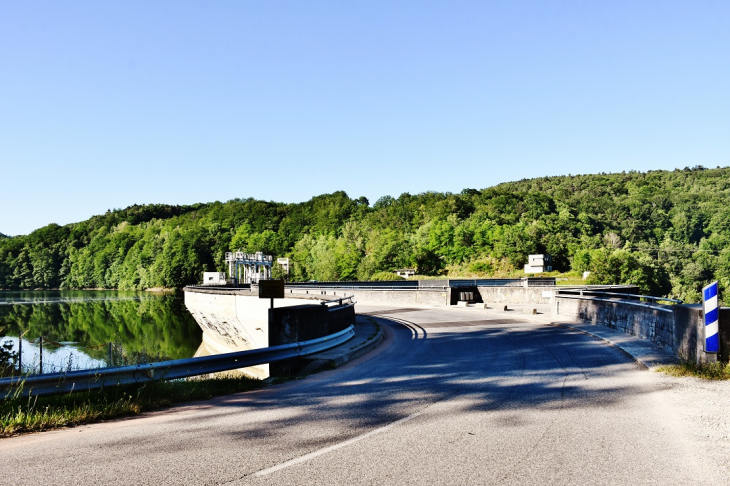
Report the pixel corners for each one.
[0,290,201,373]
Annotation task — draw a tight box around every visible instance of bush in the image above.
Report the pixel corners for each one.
[0,327,18,377]
[370,271,405,281]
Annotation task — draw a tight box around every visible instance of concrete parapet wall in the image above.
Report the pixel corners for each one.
[184,288,355,378]
[555,297,675,348]
[477,286,640,306]
[285,285,638,307]
[554,295,722,365]
[288,288,449,306]
[269,304,353,345]
[478,287,554,305]
[720,308,730,362]
[671,304,709,363]
[269,304,355,375]
[353,289,448,306]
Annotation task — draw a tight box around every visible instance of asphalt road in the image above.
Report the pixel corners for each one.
[2,304,728,485]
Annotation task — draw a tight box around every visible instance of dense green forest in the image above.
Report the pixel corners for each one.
[1,167,728,303]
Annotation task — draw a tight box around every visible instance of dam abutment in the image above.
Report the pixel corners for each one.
[184,287,356,378]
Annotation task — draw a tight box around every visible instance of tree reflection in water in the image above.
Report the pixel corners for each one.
[0,291,201,372]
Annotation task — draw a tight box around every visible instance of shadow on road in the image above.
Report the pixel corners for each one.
[151,310,651,448]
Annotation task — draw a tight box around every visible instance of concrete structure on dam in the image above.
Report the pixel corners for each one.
[184,287,354,378]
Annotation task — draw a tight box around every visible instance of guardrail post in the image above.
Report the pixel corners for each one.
[38,336,43,375]
[108,342,113,367]
[17,337,22,374]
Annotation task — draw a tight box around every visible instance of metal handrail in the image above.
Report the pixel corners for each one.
[186,285,253,291]
[320,296,356,307]
[0,325,355,399]
[188,284,442,292]
[554,292,678,314]
[586,291,682,304]
[554,294,674,313]
[556,284,638,290]
[555,289,682,305]
[286,285,448,291]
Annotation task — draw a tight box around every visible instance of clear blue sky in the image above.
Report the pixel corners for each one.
[1,1,728,236]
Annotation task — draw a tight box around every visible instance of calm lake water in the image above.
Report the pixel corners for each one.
[0,290,202,374]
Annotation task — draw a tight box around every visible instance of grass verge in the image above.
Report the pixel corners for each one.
[657,360,730,380]
[1,375,264,438]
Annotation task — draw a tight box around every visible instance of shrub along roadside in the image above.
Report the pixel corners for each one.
[657,360,730,380]
[0,375,265,438]
[0,327,18,378]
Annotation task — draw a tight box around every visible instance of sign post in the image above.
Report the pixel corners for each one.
[259,279,285,309]
[702,281,719,354]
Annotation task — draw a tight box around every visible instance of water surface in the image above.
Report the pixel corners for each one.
[0,290,201,373]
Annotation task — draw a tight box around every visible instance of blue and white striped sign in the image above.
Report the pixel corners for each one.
[703,281,719,353]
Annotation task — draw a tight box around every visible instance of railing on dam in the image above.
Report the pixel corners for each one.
[286,284,446,292]
[555,289,682,313]
[319,295,356,307]
[184,286,359,304]
[0,325,355,399]
[283,277,557,289]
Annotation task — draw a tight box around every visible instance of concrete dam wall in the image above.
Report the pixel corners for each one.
[286,287,449,306]
[283,281,638,307]
[184,287,354,378]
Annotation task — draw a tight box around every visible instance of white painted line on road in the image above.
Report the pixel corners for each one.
[253,412,423,478]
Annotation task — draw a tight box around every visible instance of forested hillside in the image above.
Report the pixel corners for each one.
[1,167,728,302]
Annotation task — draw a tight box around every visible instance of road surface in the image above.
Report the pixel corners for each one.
[1,304,728,485]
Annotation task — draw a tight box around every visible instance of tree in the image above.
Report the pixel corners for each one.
[0,327,18,377]
[1,167,729,302]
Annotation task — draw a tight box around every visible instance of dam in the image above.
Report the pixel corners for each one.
[184,286,355,378]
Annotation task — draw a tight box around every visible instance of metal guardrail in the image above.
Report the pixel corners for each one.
[556,285,639,290]
[285,280,419,289]
[0,325,355,399]
[554,289,681,313]
[285,278,554,288]
[555,289,682,304]
[585,291,681,305]
[319,295,356,307]
[286,285,448,292]
[194,278,564,292]
[186,285,252,291]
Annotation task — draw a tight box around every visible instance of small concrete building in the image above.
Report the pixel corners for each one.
[524,254,552,274]
[202,272,227,286]
[277,258,290,275]
[395,268,416,279]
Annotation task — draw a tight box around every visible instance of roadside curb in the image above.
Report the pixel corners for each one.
[327,323,384,368]
[297,321,384,375]
[550,322,680,370]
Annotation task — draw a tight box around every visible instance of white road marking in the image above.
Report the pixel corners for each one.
[253,412,423,477]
